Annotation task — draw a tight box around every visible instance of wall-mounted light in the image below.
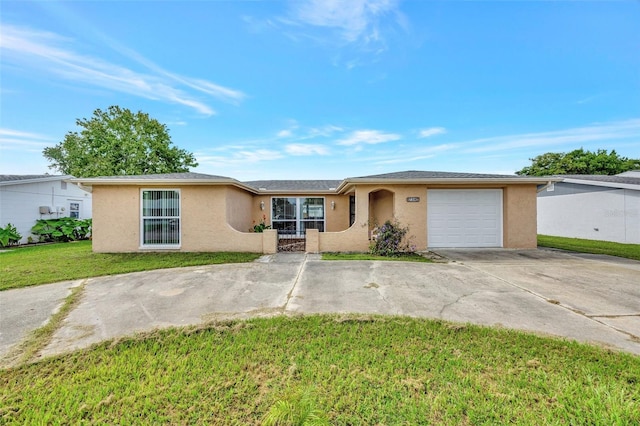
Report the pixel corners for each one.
[260,201,265,210]
[331,201,335,210]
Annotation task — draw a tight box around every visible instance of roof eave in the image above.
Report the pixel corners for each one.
[0,175,73,186]
[561,178,640,191]
[68,177,259,194]
[254,189,337,195]
[336,177,558,193]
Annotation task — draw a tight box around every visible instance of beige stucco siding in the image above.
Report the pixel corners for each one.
[180,186,263,252]
[91,185,264,253]
[318,187,371,252]
[90,181,539,253]
[226,186,254,232]
[503,185,538,248]
[91,186,140,252]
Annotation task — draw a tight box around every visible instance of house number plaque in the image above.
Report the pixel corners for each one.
[406,197,420,202]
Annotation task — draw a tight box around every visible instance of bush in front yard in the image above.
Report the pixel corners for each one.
[369,220,415,257]
[31,218,92,243]
[0,223,22,247]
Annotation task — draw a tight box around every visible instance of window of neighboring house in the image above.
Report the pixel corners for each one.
[141,189,180,247]
[272,197,324,236]
[69,202,80,218]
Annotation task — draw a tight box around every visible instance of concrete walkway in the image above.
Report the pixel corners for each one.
[1,249,639,363]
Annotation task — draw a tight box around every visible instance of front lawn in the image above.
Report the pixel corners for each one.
[0,315,638,424]
[538,235,640,261]
[322,252,431,262]
[0,241,260,291]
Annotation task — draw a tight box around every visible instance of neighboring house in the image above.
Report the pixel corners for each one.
[71,170,553,254]
[538,171,640,244]
[0,175,93,244]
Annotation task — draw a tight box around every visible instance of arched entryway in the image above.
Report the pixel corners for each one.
[368,189,395,231]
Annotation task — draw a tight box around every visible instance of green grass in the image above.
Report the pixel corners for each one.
[322,252,431,262]
[0,241,261,291]
[538,235,640,261]
[1,315,638,424]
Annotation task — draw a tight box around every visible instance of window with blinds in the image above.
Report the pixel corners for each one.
[141,189,180,247]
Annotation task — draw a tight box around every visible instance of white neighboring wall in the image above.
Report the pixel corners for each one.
[538,189,640,244]
[0,176,92,244]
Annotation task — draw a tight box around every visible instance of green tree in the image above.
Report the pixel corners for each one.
[516,148,640,176]
[43,106,198,177]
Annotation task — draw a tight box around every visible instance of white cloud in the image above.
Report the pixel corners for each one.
[0,128,55,150]
[307,125,343,138]
[0,24,245,116]
[418,127,446,138]
[285,143,330,156]
[336,129,401,146]
[291,0,400,44]
[196,148,284,166]
[461,118,640,154]
[277,129,294,138]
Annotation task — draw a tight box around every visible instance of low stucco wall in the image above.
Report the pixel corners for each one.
[318,186,376,252]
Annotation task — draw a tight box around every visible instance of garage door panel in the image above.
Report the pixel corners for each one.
[427,190,503,248]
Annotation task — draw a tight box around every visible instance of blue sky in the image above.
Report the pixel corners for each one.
[1,0,639,180]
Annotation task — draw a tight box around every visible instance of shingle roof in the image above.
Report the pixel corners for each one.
[0,174,70,184]
[244,180,342,191]
[92,172,233,180]
[558,174,640,187]
[71,170,552,192]
[351,170,525,179]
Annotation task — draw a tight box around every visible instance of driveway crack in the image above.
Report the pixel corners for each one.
[461,262,640,343]
[282,254,307,313]
[439,291,478,317]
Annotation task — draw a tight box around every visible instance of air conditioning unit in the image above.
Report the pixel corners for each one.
[56,206,66,213]
[39,206,52,214]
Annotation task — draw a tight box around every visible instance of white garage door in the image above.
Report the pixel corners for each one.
[427,189,503,248]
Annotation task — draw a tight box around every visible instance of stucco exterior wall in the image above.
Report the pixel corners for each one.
[91,181,540,253]
[538,188,640,244]
[369,189,394,227]
[91,186,139,252]
[325,194,351,232]
[92,185,265,253]
[503,185,538,248]
[179,186,263,252]
[226,186,254,232]
[318,187,370,252]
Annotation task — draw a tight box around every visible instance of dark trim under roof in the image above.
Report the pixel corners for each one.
[71,170,555,194]
[243,180,342,192]
[90,172,233,180]
[351,170,528,180]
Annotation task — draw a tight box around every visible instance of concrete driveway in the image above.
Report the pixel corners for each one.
[1,249,639,363]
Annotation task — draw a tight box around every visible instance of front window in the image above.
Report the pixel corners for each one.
[272,197,325,236]
[141,189,180,247]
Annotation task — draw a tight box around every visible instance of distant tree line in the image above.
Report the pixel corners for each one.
[516,148,640,176]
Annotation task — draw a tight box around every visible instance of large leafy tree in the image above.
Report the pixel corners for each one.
[516,148,640,176]
[43,106,198,177]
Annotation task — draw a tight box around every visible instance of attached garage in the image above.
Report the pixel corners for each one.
[427,189,503,248]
